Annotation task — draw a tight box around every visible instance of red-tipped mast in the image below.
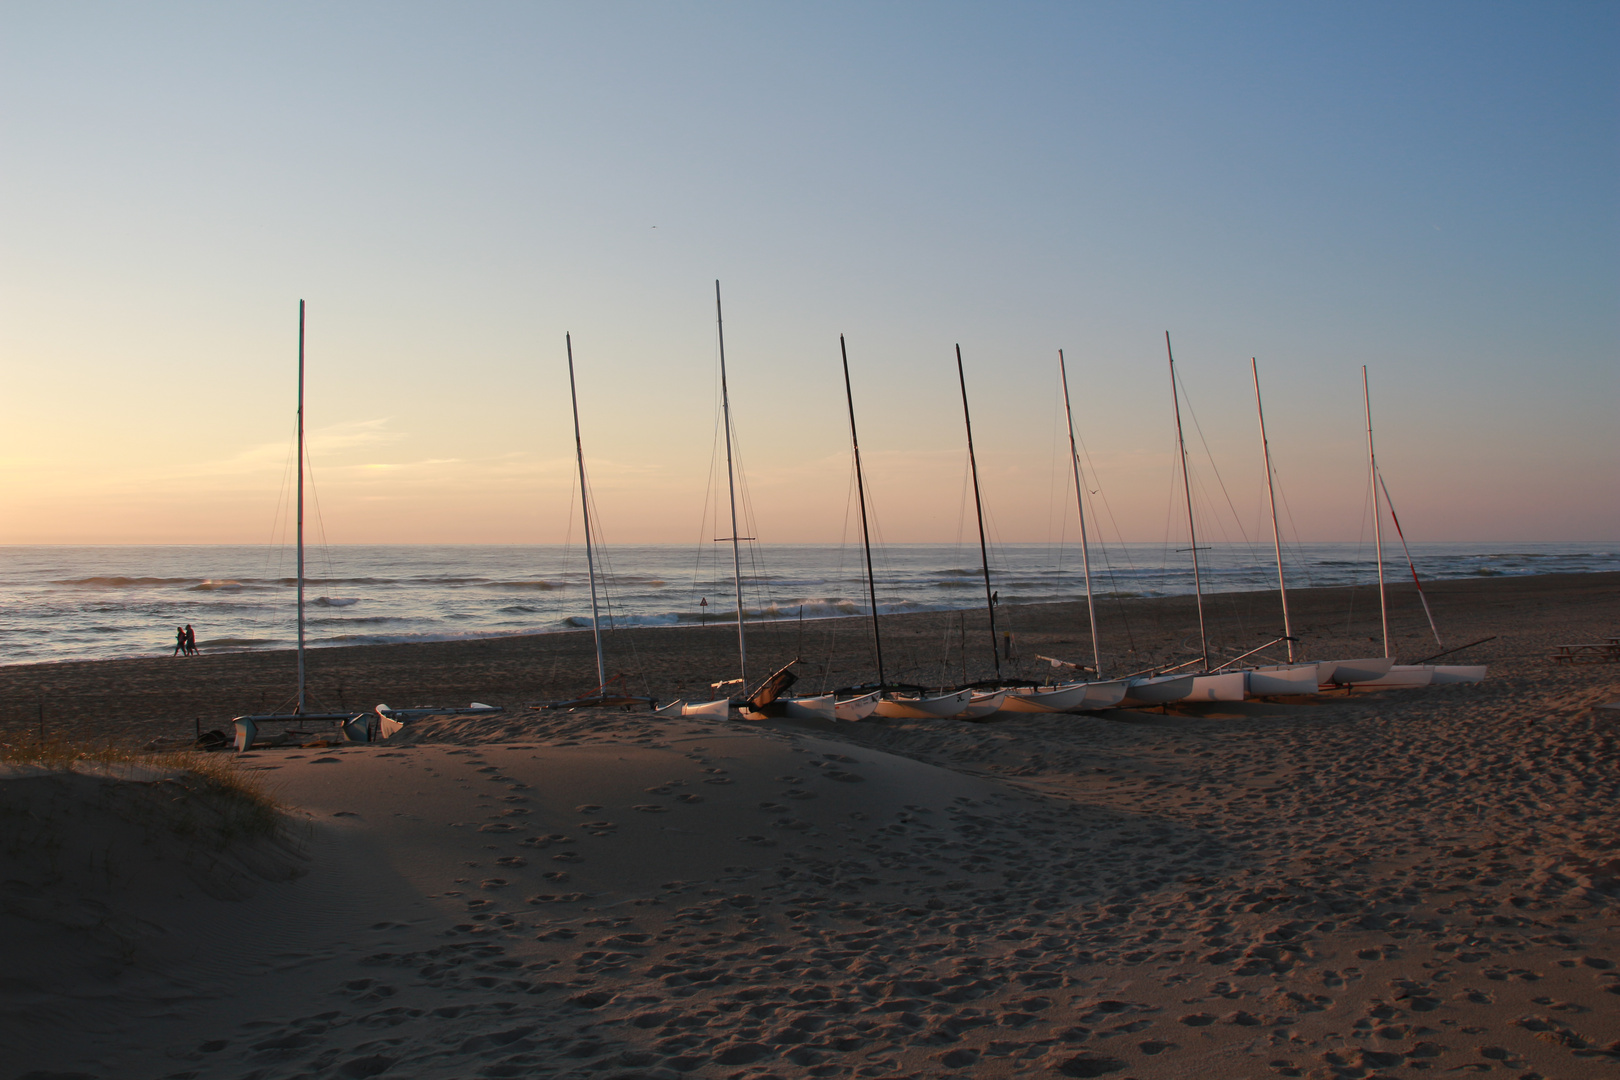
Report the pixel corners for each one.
[1363,366,1389,658]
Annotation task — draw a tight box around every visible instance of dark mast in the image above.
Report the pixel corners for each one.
[955,345,1001,681]
[840,335,885,690]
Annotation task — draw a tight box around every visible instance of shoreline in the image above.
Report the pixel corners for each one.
[1,570,1614,745]
[5,541,1612,670]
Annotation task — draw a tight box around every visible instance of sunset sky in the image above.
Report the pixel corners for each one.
[3,2,1616,547]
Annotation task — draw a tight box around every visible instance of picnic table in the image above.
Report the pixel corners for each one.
[1551,636,1620,664]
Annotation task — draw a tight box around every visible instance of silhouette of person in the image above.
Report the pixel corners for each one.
[173,626,187,657]
[184,624,197,655]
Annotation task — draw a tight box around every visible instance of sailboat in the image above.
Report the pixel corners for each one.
[1118,335,1220,707]
[669,284,749,719]
[1003,350,1129,713]
[672,291,751,715]
[1238,358,1325,697]
[832,334,887,722]
[675,282,814,722]
[231,304,501,749]
[1335,368,1483,690]
[1305,368,1408,691]
[230,304,393,748]
[524,333,663,712]
[878,347,1006,720]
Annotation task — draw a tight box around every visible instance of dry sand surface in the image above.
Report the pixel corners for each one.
[2,572,1618,1080]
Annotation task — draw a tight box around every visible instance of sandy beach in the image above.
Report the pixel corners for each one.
[2,571,1617,1079]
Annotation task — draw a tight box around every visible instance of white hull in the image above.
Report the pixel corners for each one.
[681,698,732,720]
[1319,657,1396,686]
[1080,679,1130,710]
[1119,674,1195,707]
[874,689,972,720]
[833,690,881,722]
[958,689,1009,720]
[1185,671,1248,702]
[1246,664,1323,696]
[1001,683,1091,713]
[778,694,836,721]
[1428,664,1486,684]
[1354,664,1434,690]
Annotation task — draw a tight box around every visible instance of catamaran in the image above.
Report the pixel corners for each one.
[1002,350,1130,714]
[228,303,371,749]
[875,346,1001,721]
[229,303,503,750]
[1236,357,1325,697]
[228,304,500,749]
[1115,335,1227,705]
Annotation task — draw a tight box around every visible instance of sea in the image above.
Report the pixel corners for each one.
[0,542,1612,666]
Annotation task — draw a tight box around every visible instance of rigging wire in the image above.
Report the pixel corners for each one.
[265,413,299,586]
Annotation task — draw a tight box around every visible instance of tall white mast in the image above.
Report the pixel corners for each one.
[1363,366,1389,658]
[566,333,607,692]
[296,300,306,714]
[1252,358,1294,663]
[1166,332,1209,672]
[1058,350,1100,676]
[715,281,747,688]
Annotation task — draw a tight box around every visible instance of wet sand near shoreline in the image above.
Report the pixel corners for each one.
[2,570,1617,1080]
[0,571,1614,745]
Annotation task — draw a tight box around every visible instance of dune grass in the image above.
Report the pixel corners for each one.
[0,733,285,843]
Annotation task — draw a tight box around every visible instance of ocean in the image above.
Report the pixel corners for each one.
[0,542,1612,666]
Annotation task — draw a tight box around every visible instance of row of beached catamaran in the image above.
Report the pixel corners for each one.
[231,293,1484,750]
[574,283,1486,724]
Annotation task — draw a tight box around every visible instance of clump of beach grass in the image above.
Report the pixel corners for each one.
[0,733,285,844]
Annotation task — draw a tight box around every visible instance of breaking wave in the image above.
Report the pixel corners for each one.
[54,576,200,588]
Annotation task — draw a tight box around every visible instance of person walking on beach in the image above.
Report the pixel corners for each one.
[184,624,197,655]
[173,626,187,657]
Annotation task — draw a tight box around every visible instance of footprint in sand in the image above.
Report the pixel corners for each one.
[632,804,669,813]
[1050,1052,1126,1077]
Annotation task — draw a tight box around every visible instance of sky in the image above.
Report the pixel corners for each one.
[3,1,1616,547]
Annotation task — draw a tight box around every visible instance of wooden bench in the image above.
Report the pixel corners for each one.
[1551,641,1620,664]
